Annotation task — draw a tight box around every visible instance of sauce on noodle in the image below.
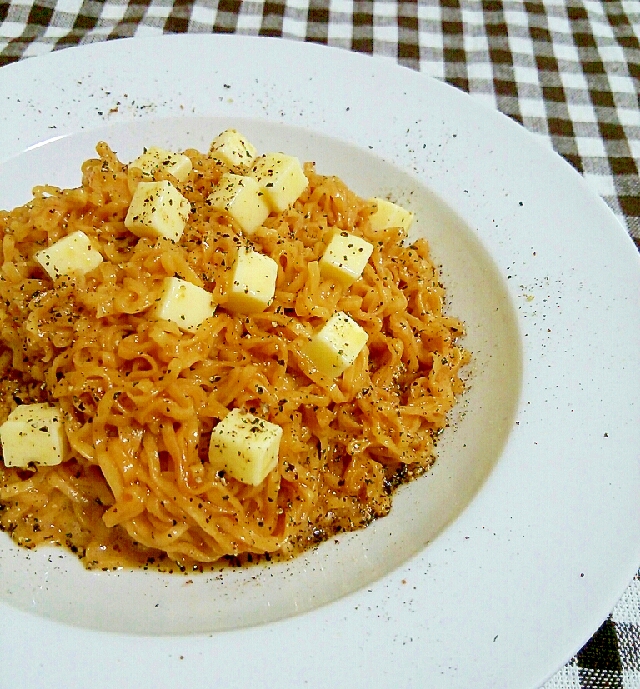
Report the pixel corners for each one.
[0,138,469,572]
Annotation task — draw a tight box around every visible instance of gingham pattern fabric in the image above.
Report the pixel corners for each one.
[0,2,639,687]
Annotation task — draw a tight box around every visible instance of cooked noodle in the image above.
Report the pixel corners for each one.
[0,138,469,572]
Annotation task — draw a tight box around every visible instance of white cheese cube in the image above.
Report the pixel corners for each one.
[207,173,270,236]
[301,311,368,379]
[209,129,258,168]
[249,153,308,213]
[129,147,193,182]
[226,247,278,314]
[208,408,283,486]
[124,180,191,243]
[35,230,103,279]
[319,231,374,287]
[368,197,414,232]
[154,277,215,331]
[0,403,66,468]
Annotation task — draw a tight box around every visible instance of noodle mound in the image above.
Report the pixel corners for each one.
[0,139,469,572]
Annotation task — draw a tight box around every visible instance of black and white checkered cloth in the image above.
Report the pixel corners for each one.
[0,2,639,687]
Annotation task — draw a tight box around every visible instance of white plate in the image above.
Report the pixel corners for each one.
[0,35,638,689]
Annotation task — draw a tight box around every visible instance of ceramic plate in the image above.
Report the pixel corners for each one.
[0,35,638,689]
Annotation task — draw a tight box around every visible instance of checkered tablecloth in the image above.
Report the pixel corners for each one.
[0,1,638,687]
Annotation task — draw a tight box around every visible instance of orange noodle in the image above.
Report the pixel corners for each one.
[0,138,469,572]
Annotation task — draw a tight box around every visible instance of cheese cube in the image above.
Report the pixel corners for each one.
[124,180,191,243]
[368,197,414,232]
[249,153,308,213]
[301,311,368,379]
[319,231,374,287]
[0,403,66,468]
[129,147,193,182]
[226,247,278,314]
[35,230,103,279]
[208,408,283,486]
[154,277,215,331]
[207,173,270,236]
[209,129,258,168]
